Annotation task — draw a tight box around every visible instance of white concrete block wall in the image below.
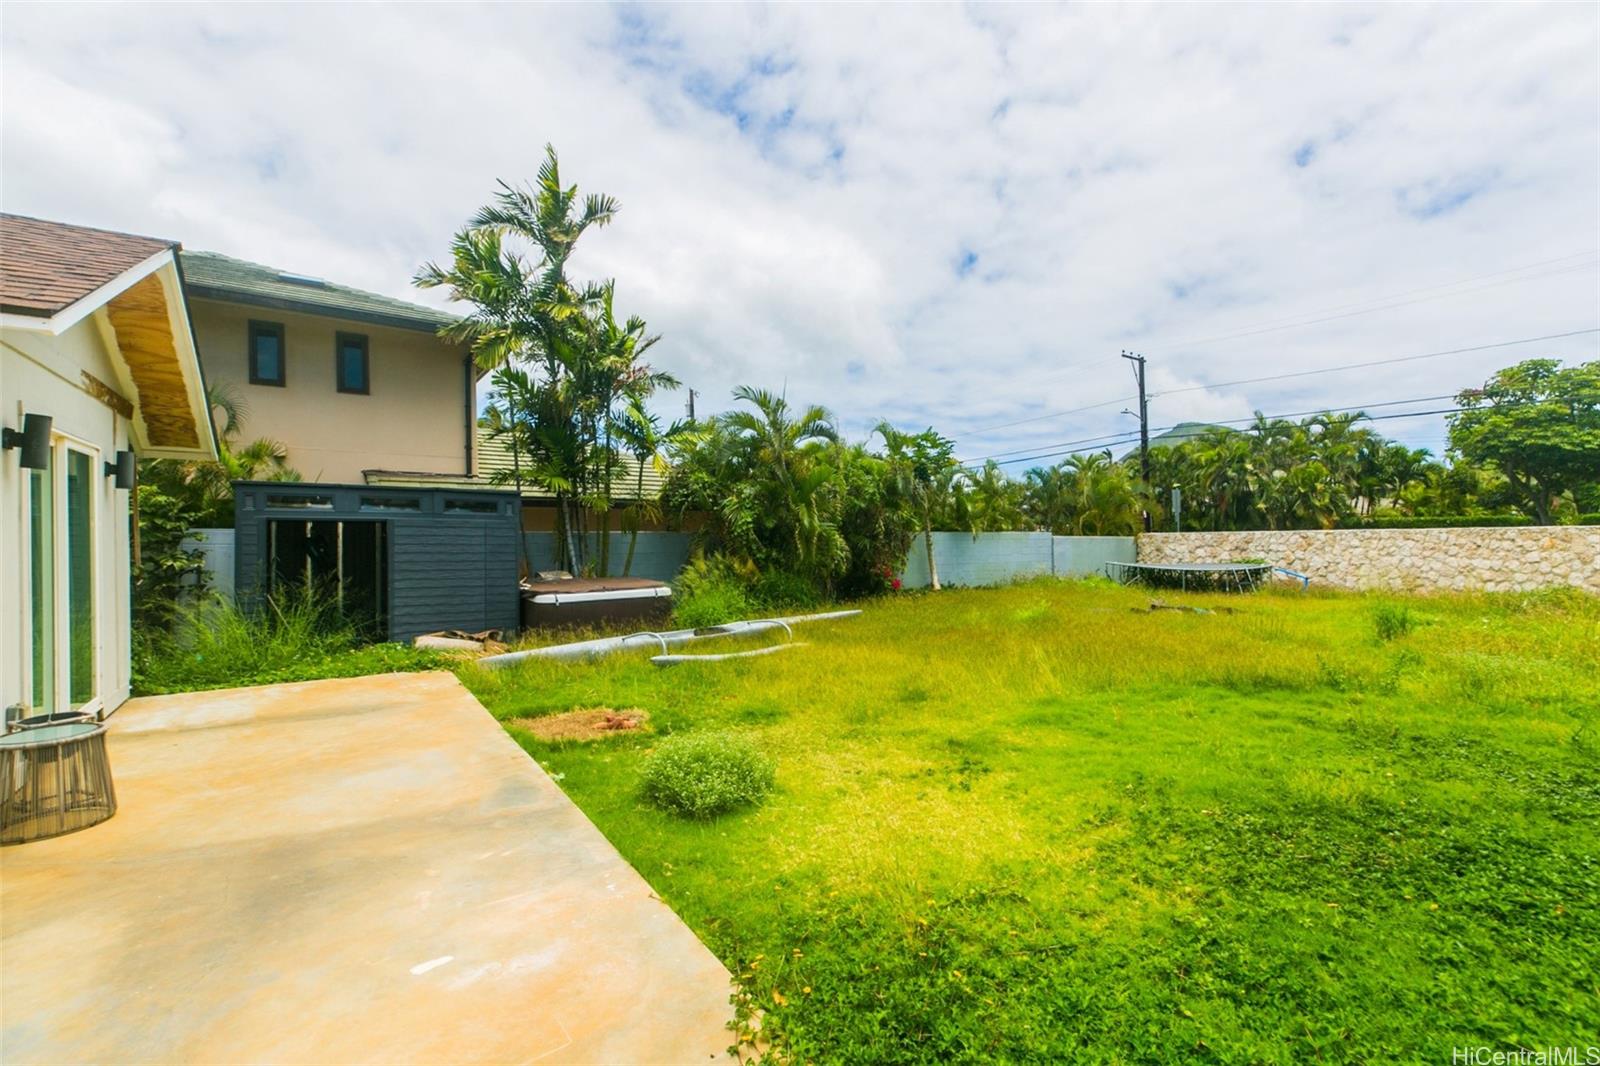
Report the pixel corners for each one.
[900,532,1054,588]
[523,531,692,584]
[182,528,236,602]
[1052,535,1137,577]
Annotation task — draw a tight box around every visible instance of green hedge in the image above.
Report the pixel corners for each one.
[1342,514,1600,528]
[1344,515,1533,529]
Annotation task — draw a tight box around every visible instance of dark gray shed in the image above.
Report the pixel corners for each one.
[233,482,520,641]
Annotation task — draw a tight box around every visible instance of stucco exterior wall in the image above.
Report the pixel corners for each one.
[188,298,471,483]
[2,317,136,715]
[1137,527,1600,593]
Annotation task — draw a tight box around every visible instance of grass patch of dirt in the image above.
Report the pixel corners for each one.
[512,706,650,742]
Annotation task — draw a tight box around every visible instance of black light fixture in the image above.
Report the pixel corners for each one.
[1,413,52,470]
[105,449,136,490]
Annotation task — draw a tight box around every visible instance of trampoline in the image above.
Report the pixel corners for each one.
[1105,560,1275,592]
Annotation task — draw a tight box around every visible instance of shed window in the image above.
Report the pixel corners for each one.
[336,332,369,394]
[249,321,286,386]
[360,496,421,512]
[443,497,500,515]
[267,494,333,510]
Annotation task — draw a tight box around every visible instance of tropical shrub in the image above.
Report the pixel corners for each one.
[639,732,775,818]
[1372,603,1415,642]
[673,555,755,628]
[133,588,444,694]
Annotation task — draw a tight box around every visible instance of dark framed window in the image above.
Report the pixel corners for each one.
[359,496,421,512]
[443,497,500,515]
[249,321,286,386]
[336,332,370,394]
[266,494,333,510]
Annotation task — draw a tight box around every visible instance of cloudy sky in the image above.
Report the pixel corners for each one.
[5,3,1597,466]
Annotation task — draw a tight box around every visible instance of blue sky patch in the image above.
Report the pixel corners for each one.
[1398,170,1497,219]
[955,249,979,278]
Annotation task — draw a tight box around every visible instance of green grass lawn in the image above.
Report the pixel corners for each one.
[456,580,1600,1064]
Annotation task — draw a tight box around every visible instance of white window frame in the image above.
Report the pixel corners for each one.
[22,433,103,719]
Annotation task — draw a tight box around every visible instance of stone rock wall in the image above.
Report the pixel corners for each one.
[1136,527,1600,593]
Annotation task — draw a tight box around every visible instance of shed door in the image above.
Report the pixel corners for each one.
[266,519,389,640]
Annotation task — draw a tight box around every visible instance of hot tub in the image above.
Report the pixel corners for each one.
[521,577,673,630]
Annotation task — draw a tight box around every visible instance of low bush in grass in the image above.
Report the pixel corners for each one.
[640,732,775,818]
[1372,602,1415,641]
[133,590,446,695]
[673,555,755,628]
[674,555,829,628]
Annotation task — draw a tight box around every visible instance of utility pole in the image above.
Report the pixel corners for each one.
[1122,350,1152,532]
[686,388,698,423]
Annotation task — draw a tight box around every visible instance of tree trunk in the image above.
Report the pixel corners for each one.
[510,426,529,579]
[623,467,644,576]
[923,504,940,591]
[559,495,583,574]
[598,411,613,576]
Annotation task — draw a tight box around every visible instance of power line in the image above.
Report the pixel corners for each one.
[961,392,1462,464]
[1144,254,1598,353]
[1151,329,1600,399]
[980,397,1560,470]
[976,252,1597,403]
[967,327,1599,436]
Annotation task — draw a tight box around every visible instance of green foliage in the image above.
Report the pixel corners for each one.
[131,480,207,631]
[1347,513,1534,529]
[1372,602,1415,641]
[463,581,1600,1061]
[1023,449,1140,535]
[133,590,445,695]
[1449,358,1600,524]
[418,146,677,576]
[665,392,916,598]
[672,555,756,628]
[750,568,823,611]
[639,732,775,819]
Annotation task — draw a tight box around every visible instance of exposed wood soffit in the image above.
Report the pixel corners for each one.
[104,274,201,449]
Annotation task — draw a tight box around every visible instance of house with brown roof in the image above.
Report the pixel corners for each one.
[1,213,216,720]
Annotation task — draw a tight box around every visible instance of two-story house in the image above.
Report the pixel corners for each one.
[179,250,474,484]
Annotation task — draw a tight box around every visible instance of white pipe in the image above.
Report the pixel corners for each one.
[478,609,862,669]
[651,643,806,666]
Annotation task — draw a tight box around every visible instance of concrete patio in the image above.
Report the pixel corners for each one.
[0,672,735,1065]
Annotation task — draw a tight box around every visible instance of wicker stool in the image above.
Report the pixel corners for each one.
[0,722,117,845]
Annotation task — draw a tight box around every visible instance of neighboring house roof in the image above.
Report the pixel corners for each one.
[475,425,668,500]
[0,213,175,317]
[367,427,669,502]
[0,213,217,461]
[180,249,458,334]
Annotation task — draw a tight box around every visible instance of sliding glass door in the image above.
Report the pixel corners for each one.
[27,440,98,716]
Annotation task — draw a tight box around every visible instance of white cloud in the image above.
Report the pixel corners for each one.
[3,2,1596,467]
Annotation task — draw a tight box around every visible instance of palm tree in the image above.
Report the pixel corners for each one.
[417,146,677,574]
[1059,451,1138,535]
[614,399,688,576]
[724,386,838,487]
[1023,464,1074,533]
[876,423,957,590]
[176,386,298,520]
[722,387,841,581]
[954,460,1026,533]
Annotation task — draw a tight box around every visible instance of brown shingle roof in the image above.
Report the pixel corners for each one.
[0,213,175,318]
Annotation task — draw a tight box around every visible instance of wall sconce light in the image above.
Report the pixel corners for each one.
[105,450,136,490]
[1,413,52,470]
